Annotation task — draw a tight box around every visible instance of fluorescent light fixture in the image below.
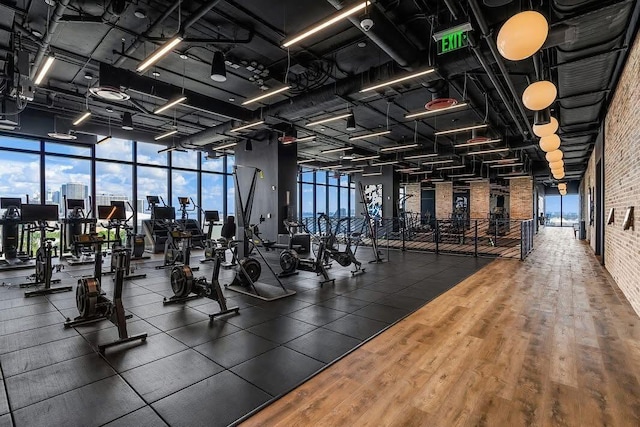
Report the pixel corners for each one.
[351,154,380,162]
[321,146,353,154]
[467,147,510,155]
[296,135,316,142]
[154,129,178,140]
[362,171,383,177]
[282,1,369,48]
[343,168,365,173]
[72,110,92,126]
[360,68,436,92]
[349,130,391,141]
[297,159,315,164]
[396,167,421,173]
[137,36,183,72]
[483,157,520,164]
[490,162,523,168]
[448,173,476,178]
[408,170,431,175]
[404,102,468,119]
[463,177,486,181]
[154,96,187,115]
[306,113,352,127]
[215,142,237,150]
[429,178,446,182]
[499,174,530,179]
[404,153,438,160]
[371,160,399,166]
[241,86,290,105]
[454,138,502,148]
[380,143,418,152]
[436,165,466,170]
[230,120,265,132]
[34,56,55,85]
[157,146,184,154]
[434,124,488,136]
[422,159,454,165]
[97,136,112,144]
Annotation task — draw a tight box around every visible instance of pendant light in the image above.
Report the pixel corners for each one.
[245,139,253,151]
[522,81,557,111]
[534,108,551,126]
[533,116,558,137]
[549,159,564,169]
[121,112,134,130]
[211,51,227,82]
[539,134,560,152]
[497,11,549,61]
[545,149,563,163]
[346,113,356,131]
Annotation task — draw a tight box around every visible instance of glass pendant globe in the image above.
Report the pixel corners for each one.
[523,81,557,111]
[533,117,558,137]
[497,11,549,61]
[549,159,564,169]
[545,149,563,163]
[539,134,561,152]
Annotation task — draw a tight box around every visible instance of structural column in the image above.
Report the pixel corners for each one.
[470,180,490,219]
[509,177,534,220]
[435,182,453,218]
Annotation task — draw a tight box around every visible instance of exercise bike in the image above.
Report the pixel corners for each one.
[155,224,199,271]
[64,236,147,354]
[19,204,73,297]
[318,214,365,277]
[278,219,334,286]
[163,246,239,319]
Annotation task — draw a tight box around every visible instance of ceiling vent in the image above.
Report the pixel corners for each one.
[89,86,130,101]
[277,125,298,144]
[47,132,77,140]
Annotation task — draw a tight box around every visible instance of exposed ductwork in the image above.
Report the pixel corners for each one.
[29,0,71,81]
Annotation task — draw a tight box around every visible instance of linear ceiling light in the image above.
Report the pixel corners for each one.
[396,167,421,173]
[349,130,391,141]
[297,159,315,164]
[72,110,92,126]
[215,142,237,150]
[241,86,290,105]
[360,68,436,92]
[371,160,399,166]
[154,129,178,140]
[483,157,520,164]
[454,138,502,148]
[97,136,112,144]
[429,178,446,182]
[436,165,466,170]
[422,159,454,166]
[404,153,438,160]
[434,124,488,136]
[404,102,468,119]
[321,146,354,154]
[154,96,187,115]
[230,120,265,132]
[499,174,530,179]
[296,135,317,142]
[467,147,510,155]
[448,173,476,178]
[282,1,370,48]
[34,56,55,86]
[306,113,352,127]
[351,154,380,162]
[490,162,523,168]
[379,143,418,152]
[343,168,365,173]
[362,171,383,177]
[408,170,431,175]
[137,36,182,72]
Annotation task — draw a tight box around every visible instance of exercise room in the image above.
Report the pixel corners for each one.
[0,1,639,426]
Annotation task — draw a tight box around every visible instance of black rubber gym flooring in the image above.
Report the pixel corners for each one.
[0,248,492,427]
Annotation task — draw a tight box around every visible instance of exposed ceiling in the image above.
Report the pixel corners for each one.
[0,0,638,187]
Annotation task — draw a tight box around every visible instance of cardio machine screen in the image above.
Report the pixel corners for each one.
[146,195,160,205]
[67,199,85,209]
[0,198,22,209]
[98,205,126,220]
[204,210,220,222]
[178,197,190,205]
[110,200,126,211]
[154,206,175,220]
[21,204,59,222]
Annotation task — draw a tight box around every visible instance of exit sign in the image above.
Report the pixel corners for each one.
[438,30,468,54]
[433,23,472,55]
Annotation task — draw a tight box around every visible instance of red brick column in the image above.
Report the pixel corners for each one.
[470,180,490,219]
[509,177,533,220]
[435,182,453,219]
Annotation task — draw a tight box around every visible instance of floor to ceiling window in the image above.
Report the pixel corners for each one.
[544,194,580,227]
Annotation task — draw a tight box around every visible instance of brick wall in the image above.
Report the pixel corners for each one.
[581,152,596,249]
[603,32,640,316]
[509,177,533,220]
[435,182,453,218]
[404,183,421,214]
[470,180,490,219]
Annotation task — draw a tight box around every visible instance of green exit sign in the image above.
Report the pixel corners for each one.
[433,23,472,55]
[438,30,468,54]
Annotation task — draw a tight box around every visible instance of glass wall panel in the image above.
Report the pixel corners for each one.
[0,150,41,203]
[544,195,562,226]
[339,187,349,218]
[202,155,224,173]
[340,174,349,186]
[350,186,356,216]
[562,195,580,226]
[328,186,338,217]
[44,155,91,217]
[0,135,39,151]
[137,141,168,166]
[137,166,168,229]
[95,137,132,162]
[226,155,235,174]
[172,150,198,170]
[202,173,225,225]
[316,185,327,217]
[227,175,235,218]
[301,183,314,230]
[300,167,314,183]
[45,142,91,157]
[95,161,133,241]
[316,171,326,185]
[171,170,198,216]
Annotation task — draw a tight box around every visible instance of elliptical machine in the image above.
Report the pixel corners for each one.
[61,197,96,265]
[19,204,73,297]
[164,245,239,318]
[65,237,147,355]
[0,197,32,268]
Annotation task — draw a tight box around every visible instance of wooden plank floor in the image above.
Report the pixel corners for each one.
[241,227,640,426]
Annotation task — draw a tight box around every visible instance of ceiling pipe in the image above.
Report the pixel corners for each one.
[326,0,419,69]
[113,1,182,67]
[467,0,534,138]
[467,33,528,137]
[29,0,71,80]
